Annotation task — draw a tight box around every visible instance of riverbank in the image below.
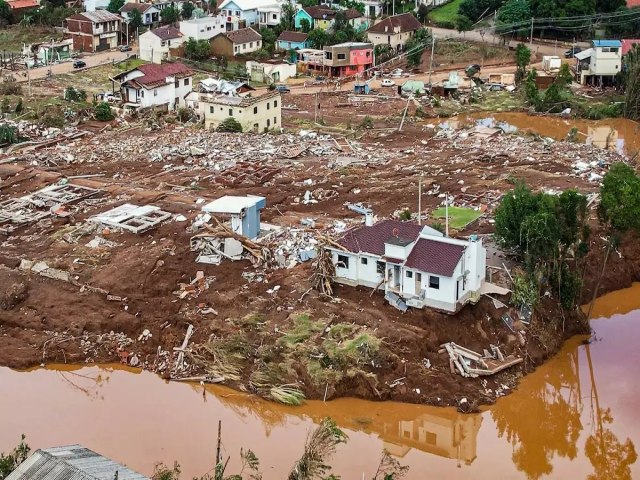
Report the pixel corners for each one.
[0,116,636,409]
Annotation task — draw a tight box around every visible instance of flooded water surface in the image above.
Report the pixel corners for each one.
[2,285,640,479]
[457,112,640,157]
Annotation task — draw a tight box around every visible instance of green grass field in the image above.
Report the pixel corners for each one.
[432,206,482,229]
[427,0,463,25]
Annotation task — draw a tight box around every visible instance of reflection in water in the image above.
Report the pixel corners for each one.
[586,127,621,154]
[2,288,640,479]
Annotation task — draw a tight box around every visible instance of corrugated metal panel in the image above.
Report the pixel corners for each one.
[6,445,149,480]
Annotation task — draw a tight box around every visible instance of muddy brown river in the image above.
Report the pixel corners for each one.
[2,285,639,479]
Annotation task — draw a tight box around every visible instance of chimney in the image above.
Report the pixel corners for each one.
[365,212,374,226]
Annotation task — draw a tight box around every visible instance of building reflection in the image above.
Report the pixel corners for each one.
[382,410,482,466]
[587,126,623,154]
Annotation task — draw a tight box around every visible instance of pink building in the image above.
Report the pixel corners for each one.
[323,42,373,78]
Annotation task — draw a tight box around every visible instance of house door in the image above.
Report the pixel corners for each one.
[393,265,400,288]
[415,272,422,296]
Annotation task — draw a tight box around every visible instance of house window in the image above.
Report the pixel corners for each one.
[141,90,144,97]
[210,106,214,113]
[325,51,332,59]
[361,257,368,265]
[273,116,276,124]
[235,46,239,52]
[272,13,277,19]
[207,26,211,30]
[250,42,253,48]
[429,276,440,289]
[153,89,158,96]
[366,51,370,57]
[243,43,246,49]
[337,254,349,268]
[406,270,413,278]
[267,102,270,110]
[253,106,258,114]
[274,100,277,107]
[161,41,166,47]
[229,108,233,116]
[267,119,270,127]
[337,53,346,60]
[175,80,179,87]
[376,261,384,274]
[184,78,189,86]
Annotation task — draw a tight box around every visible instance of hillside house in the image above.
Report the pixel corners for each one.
[277,31,310,51]
[366,13,422,51]
[119,2,160,26]
[575,39,622,86]
[322,41,373,77]
[180,15,234,41]
[66,10,122,52]
[200,90,281,132]
[210,27,262,57]
[139,25,184,63]
[327,219,486,313]
[294,5,335,30]
[218,0,283,27]
[113,62,194,111]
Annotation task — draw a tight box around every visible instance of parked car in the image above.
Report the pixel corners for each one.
[118,45,132,52]
[381,78,395,87]
[274,84,290,93]
[73,60,86,69]
[564,47,582,58]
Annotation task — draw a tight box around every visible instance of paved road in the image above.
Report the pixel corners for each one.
[12,49,136,83]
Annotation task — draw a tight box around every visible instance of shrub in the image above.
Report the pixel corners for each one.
[399,209,412,220]
[94,102,114,121]
[0,124,18,144]
[14,98,22,114]
[216,117,242,132]
[359,116,373,129]
[0,77,22,95]
[176,107,190,122]
[64,86,87,102]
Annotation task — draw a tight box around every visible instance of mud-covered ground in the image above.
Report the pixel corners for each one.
[0,105,635,409]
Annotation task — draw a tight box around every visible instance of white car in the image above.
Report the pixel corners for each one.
[381,78,396,87]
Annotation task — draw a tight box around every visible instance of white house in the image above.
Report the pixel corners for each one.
[139,25,185,63]
[327,219,486,313]
[199,90,281,132]
[179,15,234,41]
[113,62,194,111]
[218,0,284,27]
[576,39,622,86]
[120,3,161,26]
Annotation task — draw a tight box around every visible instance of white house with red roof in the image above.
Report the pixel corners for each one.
[112,62,194,110]
[328,219,486,313]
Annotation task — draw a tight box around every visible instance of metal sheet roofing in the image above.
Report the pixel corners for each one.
[6,445,149,480]
[69,10,121,22]
[592,39,622,47]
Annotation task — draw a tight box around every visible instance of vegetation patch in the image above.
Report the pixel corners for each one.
[428,0,464,26]
[432,206,483,229]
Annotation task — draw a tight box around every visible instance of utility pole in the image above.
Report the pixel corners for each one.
[428,34,435,84]
[445,192,449,237]
[48,37,54,78]
[26,61,31,97]
[418,175,422,225]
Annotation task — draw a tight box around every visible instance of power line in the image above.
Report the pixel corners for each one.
[495,8,640,30]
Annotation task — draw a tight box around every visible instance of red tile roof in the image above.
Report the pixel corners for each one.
[303,5,337,19]
[224,27,262,45]
[367,13,422,34]
[338,219,423,255]
[7,0,38,9]
[277,31,309,43]
[150,25,182,41]
[405,238,465,277]
[131,62,193,88]
[120,2,154,13]
[344,7,363,19]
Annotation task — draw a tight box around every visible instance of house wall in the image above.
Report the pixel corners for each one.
[210,35,234,57]
[367,31,413,50]
[139,32,185,63]
[180,16,227,41]
[258,8,280,26]
[232,38,261,55]
[202,94,281,132]
[294,9,312,29]
[315,18,333,30]
[125,74,193,109]
[221,0,258,25]
[384,243,412,259]
[276,39,308,50]
[590,47,621,75]
[330,250,385,288]
[71,33,93,52]
[349,47,373,65]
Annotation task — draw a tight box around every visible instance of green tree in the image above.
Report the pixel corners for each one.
[416,3,429,22]
[279,0,296,31]
[299,0,318,6]
[455,14,473,35]
[160,5,179,24]
[405,27,430,68]
[599,163,640,233]
[0,0,12,24]
[0,435,30,478]
[94,102,114,121]
[184,37,211,60]
[496,0,531,36]
[556,62,573,88]
[308,27,328,48]
[106,0,124,13]
[129,8,143,32]
[459,0,503,21]
[515,42,531,83]
[217,117,243,132]
[340,0,365,13]
[260,26,277,53]
[181,1,194,18]
[300,17,311,32]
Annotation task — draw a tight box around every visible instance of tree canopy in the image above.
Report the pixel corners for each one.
[184,37,211,61]
[181,1,194,19]
[0,0,11,24]
[598,162,640,234]
[496,0,531,36]
[106,0,124,13]
[129,8,143,32]
[160,5,179,24]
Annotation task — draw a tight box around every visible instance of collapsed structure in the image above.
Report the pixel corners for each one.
[327,219,486,313]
